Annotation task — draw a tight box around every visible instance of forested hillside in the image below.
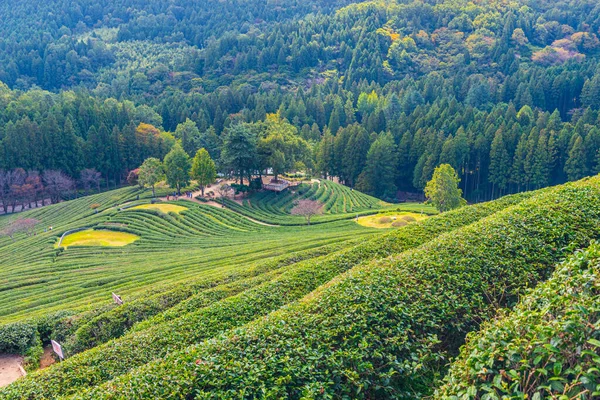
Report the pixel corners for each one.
[3,0,600,202]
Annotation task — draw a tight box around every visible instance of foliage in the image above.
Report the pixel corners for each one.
[64,176,600,400]
[220,124,257,185]
[425,164,467,212]
[137,157,164,197]
[290,199,323,225]
[190,148,216,196]
[437,242,600,399]
[0,181,533,399]
[163,142,191,194]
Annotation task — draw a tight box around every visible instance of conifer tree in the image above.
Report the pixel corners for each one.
[356,132,397,198]
[564,135,587,181]
[488,128,510,197]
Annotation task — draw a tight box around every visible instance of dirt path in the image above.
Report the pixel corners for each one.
[40,346,56,369]
[0,354,24,388]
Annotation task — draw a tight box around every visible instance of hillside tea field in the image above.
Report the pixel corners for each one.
[2,177,600,399]
[0,181,404,325]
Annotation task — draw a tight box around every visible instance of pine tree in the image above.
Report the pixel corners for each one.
[510,132,528,191]
[175,119,201,156]
[356,132,397,198]
[531,131,551,188]
[564,135,588,181]
[316,128,335,179]
[488,128,510,197]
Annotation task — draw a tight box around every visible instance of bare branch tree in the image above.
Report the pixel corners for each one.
[1,218,40,241]
[216,184,233,207]
[43,170,74,204]
[80,168,102,194]
[4,169,26,212]
[290,199,323,225]
[25,171,43,209]
[0,170,9,213]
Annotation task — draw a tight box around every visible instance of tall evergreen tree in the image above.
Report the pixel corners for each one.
[564,135,587,181]
[488,128,511,198]
[356,132,397,198]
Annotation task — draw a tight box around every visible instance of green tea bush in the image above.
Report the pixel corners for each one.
[0,322,38,354]
[72,178,600,399]
[402,215,417,222]
[0,191,530,399]
[436,242,600,400]
[63,240,354,354]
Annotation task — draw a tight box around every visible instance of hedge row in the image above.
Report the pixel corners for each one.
[436,241,600,399]
[62,239,357,354]
[72,177,600,399]
[0,191,530,399]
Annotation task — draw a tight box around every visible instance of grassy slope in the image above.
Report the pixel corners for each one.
[0,190,533,399]
[59,177,600,400]
[0,191,379,324]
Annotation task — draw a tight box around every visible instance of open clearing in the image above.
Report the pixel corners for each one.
[357,212,428,228]
[60,229,140,248]
[129,203,188,214]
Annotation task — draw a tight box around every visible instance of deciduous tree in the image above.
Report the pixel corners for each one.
[424,164,466,212]
[138,157,164,197]
[290,199,323,225]
[164,143,191,195]
[191,148,216,197]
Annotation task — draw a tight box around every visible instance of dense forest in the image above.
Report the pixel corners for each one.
[2,0,600,201]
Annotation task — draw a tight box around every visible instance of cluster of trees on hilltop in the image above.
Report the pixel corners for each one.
[0,169,101,214]
[3,0,600,203]
[0,85,173,186]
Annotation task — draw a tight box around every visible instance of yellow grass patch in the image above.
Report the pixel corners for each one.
[59,230,139,248]
[356,212,428,229]
[129,203,188,214]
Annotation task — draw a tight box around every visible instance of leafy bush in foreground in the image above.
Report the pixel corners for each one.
[0,191,530,399]
[436,242,600,400]
[75,178,600,399]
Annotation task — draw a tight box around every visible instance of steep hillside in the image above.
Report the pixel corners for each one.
[438,242,600,399]
[1,177,599,398]
[60,176,600,399]
[0,185,531,397]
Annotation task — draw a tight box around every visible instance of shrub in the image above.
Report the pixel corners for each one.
[391,220,408,227]
[0,322,38,354]
[436,242,600,399]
